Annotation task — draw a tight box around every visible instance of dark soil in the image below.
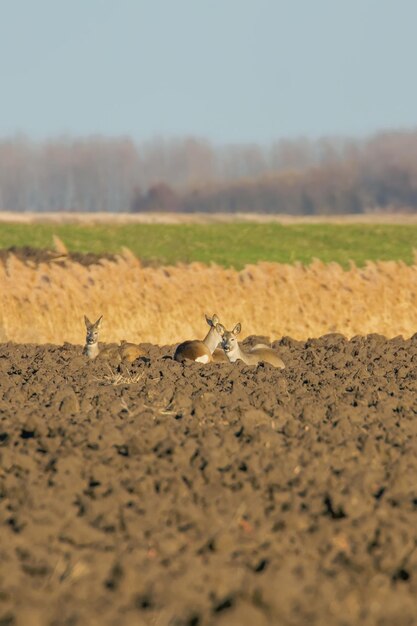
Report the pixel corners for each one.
[0,246,116,267]
[1,334,417,625]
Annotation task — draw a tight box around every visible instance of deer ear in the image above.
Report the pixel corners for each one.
[216,324,225,336]
[205,313,213,327]
[84,315,92,329]
[94,315,103,329]
[212,314,219,326]
[233,323,241,336]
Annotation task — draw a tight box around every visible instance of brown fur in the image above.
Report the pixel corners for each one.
[211,347,228,363]
[174,340,212,363]
[238,346,285,368]
[174,314,225,364]
[83,315,145,363]
[217,323,285,369]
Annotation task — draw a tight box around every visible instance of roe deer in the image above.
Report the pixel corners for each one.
[83,315,145,363]
[174,314,227,363]
[216,323,285,368]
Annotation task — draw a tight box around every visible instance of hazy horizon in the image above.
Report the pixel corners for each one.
[2,127,417,149]
[1,0,417,144]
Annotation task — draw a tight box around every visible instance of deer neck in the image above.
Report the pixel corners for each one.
[225,341,249,364]
[85,341,100,359]
[203,326,221,354]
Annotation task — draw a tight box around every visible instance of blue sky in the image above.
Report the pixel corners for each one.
[1,0,416,143]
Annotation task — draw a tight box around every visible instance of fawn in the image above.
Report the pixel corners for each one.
[83,315,145,363]
[216,323,285,368]
[174,314,227,363]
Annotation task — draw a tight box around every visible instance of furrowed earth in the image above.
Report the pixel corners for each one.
[0,334,417,626]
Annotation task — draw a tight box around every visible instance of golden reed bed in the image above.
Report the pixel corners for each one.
[1,250,416,345]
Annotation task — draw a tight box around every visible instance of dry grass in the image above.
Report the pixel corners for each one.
[94,365,145,386]
[1,251,416,345]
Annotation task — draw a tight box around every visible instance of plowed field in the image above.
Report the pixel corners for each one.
[1,333,417,625]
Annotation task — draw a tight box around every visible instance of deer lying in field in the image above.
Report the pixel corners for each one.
[216,323,285,368]
[83,315,145,363]
[174,314,227,363]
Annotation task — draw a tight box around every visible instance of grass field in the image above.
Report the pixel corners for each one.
[0,222,416,267]
[0,220,416,345]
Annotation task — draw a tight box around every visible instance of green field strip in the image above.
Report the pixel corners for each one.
[0,223,415,268]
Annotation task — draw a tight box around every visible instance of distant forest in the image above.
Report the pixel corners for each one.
[1,131,417,214]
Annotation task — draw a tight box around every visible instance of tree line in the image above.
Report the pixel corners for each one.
[1,131,417,214]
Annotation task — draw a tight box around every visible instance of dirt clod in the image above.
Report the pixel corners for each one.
[0,335,417,625]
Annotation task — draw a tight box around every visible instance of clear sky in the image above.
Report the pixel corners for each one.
[1,0,416,143]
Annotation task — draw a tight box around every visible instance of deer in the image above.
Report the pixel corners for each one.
[83,315,145,363]
[174,314,227,363]
[216,322,285,368]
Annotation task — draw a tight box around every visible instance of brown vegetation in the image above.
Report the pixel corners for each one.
[0,252,416,345]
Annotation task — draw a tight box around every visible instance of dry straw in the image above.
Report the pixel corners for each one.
[0,250,416,345]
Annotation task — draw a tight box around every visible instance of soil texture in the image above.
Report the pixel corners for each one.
[0,334,417,625]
